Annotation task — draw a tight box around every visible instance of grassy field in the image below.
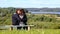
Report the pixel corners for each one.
[0,29,60,34]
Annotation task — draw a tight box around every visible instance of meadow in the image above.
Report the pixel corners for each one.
[0,29,60,34]
[0,8,60,34]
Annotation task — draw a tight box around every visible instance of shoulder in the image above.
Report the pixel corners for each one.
[24,14,27,18]
[12,13,18,17]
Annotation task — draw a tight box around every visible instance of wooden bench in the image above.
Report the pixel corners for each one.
[1,25,34,31]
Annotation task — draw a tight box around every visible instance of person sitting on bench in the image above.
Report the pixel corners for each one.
[12,9,27,30]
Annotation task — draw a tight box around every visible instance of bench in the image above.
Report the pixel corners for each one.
[0,25,34,31]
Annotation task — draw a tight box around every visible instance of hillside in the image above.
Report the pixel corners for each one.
[0,8,60,29]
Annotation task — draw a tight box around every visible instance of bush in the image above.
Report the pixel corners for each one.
[0,13,60,29]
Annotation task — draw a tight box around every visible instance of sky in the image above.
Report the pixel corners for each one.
[0,0,60,8]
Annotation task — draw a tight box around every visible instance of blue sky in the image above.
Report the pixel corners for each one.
[0,0,60,8]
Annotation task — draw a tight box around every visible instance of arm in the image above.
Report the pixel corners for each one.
[11,15,17,30]
[12,15,17,25]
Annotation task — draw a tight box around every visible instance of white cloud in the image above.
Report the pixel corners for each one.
[0,0,60,8]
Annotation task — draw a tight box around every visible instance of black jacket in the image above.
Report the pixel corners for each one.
[12,14,27,25]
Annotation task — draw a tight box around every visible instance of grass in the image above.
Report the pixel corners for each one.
[0,29,60,34]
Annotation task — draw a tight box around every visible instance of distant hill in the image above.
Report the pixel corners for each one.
[0,7,60,13]
[25,8,60,12]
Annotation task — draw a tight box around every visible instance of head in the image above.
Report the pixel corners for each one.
[16,9,25,15]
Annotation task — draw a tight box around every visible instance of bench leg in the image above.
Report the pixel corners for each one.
[10,27,13,30]
[28,26,30,31]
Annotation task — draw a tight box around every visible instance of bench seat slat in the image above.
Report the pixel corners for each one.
[1,25,34,27]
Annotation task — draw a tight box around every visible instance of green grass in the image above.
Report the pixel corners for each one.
[0,29,60,34]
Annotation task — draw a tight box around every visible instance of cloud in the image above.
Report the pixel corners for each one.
[0,0,60,8]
